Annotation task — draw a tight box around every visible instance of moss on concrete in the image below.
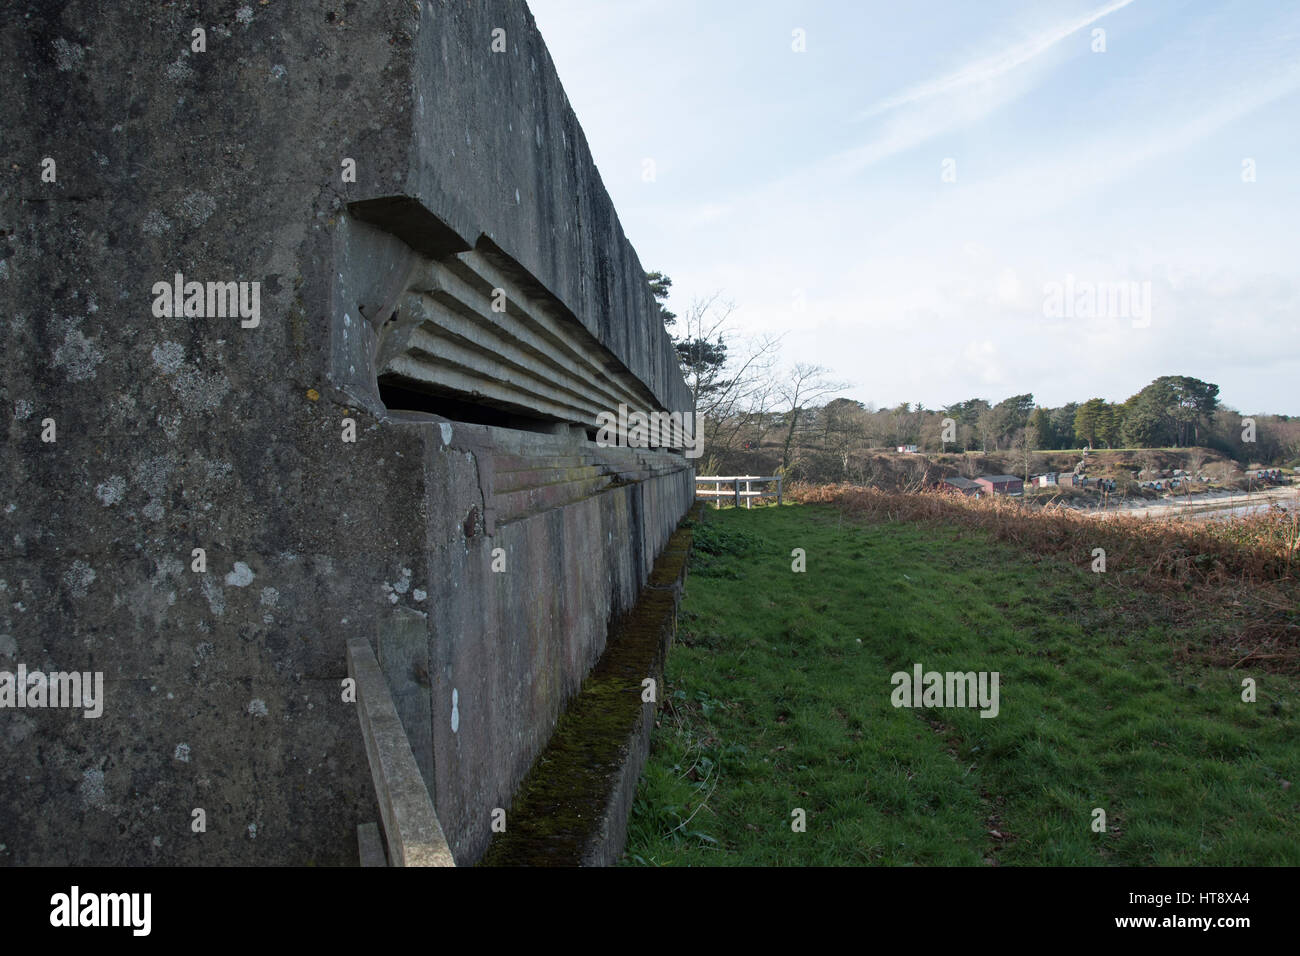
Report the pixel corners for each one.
[479,517,693,865]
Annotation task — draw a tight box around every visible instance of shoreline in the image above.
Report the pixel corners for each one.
[1075,485,1299,520]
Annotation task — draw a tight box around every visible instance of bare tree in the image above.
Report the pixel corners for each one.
[1015,427,1033,485]
[822,399,869,481]
[673,294,781,464]
[776,363,849,472]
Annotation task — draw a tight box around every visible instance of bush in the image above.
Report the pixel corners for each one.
[690,519,767,578]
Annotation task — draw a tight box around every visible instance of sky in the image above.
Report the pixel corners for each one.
[527,0,1300,415]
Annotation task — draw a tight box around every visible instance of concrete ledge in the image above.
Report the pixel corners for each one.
[478,520,694,866]
[347,637,456,867]
[348,195,471,260]
[357,822,388,867]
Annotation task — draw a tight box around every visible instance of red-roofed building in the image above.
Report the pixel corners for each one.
[975,474,1023,496]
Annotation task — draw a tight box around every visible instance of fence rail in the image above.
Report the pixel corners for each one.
[695,475,783,509]
[346,637,456,867]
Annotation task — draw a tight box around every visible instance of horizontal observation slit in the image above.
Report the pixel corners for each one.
[377,381,567,433]
[373,237,682,453]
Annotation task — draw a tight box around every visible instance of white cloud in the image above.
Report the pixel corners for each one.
[856,0,1137,121]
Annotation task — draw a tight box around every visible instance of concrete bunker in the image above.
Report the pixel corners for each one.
[328,202,697,863]
[1,0,694,867]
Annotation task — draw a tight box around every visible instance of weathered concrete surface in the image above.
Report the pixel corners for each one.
[0,1,692,865]
[425,426,692,863]
[480,517,693,867]
[357,821,388,868]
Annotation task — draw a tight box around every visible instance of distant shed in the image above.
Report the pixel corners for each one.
[975,474,1024,495]
[941,476,981,496]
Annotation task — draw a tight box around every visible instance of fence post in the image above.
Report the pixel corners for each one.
[777,476,783,507]
[733,481,740,509]
[745,479,751,509]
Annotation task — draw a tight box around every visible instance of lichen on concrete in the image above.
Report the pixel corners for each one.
[2,0,693,867]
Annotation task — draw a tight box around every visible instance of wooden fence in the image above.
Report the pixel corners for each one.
[695,475,783,509]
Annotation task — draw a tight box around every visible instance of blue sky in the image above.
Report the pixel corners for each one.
[528,0,1300,414]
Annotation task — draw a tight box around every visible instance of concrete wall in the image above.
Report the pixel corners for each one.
[0,1,693,865]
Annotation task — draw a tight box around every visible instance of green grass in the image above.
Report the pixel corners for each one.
[623,504,1299,866]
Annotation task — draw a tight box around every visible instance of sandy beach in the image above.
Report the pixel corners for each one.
[1083,485,1300,520]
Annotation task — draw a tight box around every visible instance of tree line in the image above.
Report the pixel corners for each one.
[648,272,1299,476]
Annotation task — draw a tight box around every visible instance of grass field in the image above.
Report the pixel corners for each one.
[623,502,1299,866]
